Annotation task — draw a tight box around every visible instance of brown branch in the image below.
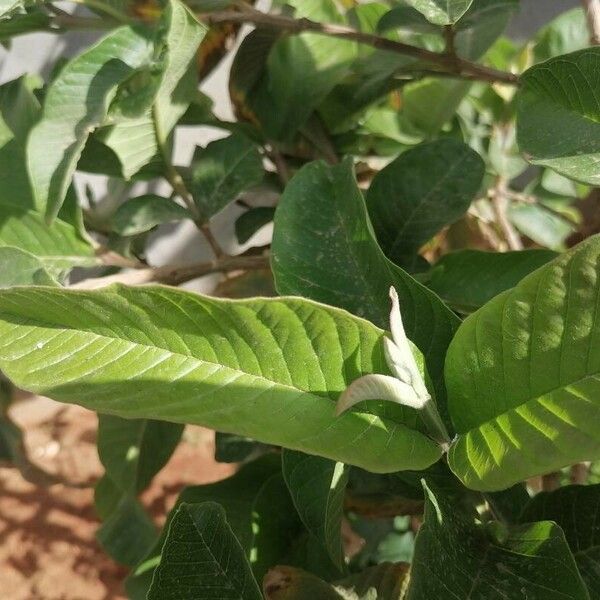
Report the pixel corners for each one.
[71,254,271,289]
[489,178,523,251]
[203,6,519,86]
[152,105,226,258]
[582,0,600,45]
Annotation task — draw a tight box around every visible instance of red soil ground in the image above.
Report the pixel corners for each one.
[0,396,234,600]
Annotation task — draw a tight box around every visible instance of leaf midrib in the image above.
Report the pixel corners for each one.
[2,309,335,401]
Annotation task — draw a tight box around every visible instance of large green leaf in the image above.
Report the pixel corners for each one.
[271,158,459,423]
[423,249,557,314]
[517,48,600,186]
[407,482,589,599]
[0,285,442,473]
[520,484,600,595]
[404,0,473,25]
[282,451,348,569]
[447,235,600,491]
[147,502,262,600]
[189,133,265,221]
[366,139,484,265]
[27,27,157,221]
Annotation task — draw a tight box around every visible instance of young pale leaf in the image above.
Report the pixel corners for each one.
[520,484,600,596]
[27,27,156,221]
[447,235,600,491]
[407,482,589,599]
[517,47,600,185]
[404,0,473,25]
[271,158,459,425]
[336,374,423,415]
[189,133,264,221]
[0,285,442,473]
[282,451,349,569]
[366,140,484,266]
[147,502,262,600]
[423,249,557,314]
[112,195,191,235]
[0,247,59,287]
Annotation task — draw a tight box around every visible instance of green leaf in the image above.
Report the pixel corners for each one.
[533,8,589,63]
[0,285,442,473]
[271,158,459,423]
[27,27,157,221]
[96,415,183,497]
[282,451,348,569]
[520,484,600,595]
[402,79,471,136]
[235,206,275,245]
[447,235,600,491]
[101,0,206,179]
[0,247,59,287]
[147,502,262,600]
[189,133,264,220]
[517,47,600,186]
[236,28,357,141]
[454,0,519,60]
[112,195,191,235]
[508,202,575,250]
[0,8,50,41]
[366,140,484,265]
[0,77,95,271]
[408,482,589,599]
[128,455,300,597]
[404,0,473,25]
[423,249,557,314]
[94,416,182,564]
[96,495,158,567]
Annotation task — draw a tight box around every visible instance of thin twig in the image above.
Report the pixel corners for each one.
[203,5,519,86]
[268,145,291,185]
[152,106,226,258]
[581,0,600,45]
[570,462,590,484]
[490,178,523,251]
[71,254,271,289]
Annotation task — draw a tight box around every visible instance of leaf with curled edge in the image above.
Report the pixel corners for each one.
[0,285,442,474]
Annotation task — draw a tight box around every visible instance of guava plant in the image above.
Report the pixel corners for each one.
[1,0,600,598]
